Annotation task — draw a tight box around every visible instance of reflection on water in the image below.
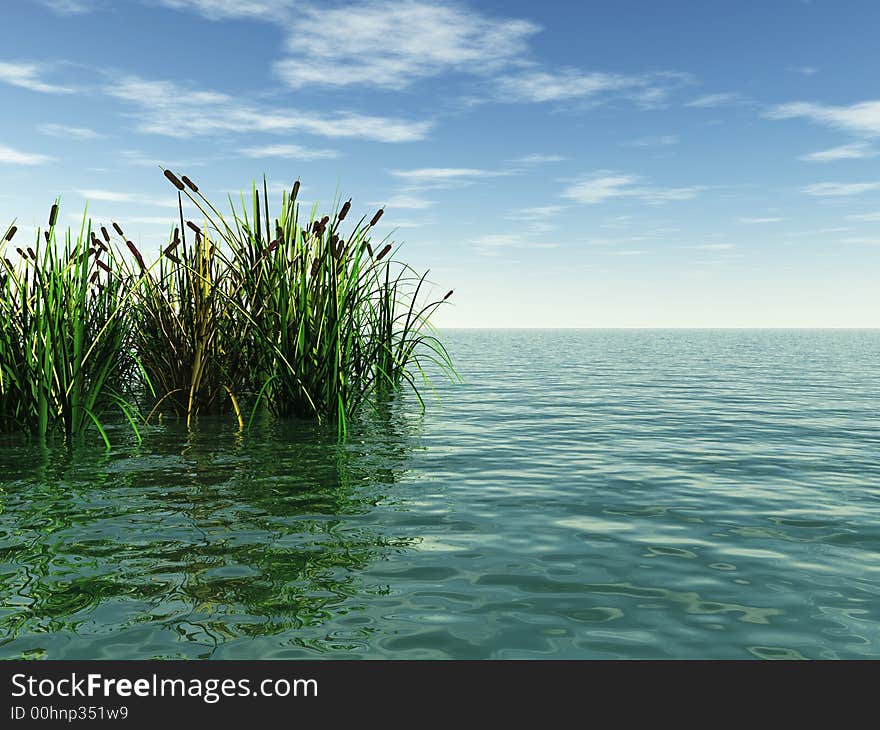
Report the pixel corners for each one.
[2,330,880,659]
[0,406,421,659]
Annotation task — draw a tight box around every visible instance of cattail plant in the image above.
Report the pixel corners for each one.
[0,205,136,445]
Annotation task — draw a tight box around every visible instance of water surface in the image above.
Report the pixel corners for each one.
[1,330,879,659]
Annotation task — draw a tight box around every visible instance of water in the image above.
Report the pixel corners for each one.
[1,330,879,659]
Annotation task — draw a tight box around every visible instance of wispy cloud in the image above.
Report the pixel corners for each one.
[0,144,53,165]
[845,211,880,221]
[803,181,880,197]
[390,167,509,189]
[105,76,432,142]
[507,205,567,220]
[0,61,72,94]
[380,194,434,210]
[685,92,747,108]
[738,217,785,224]
[158,0,291,21]
[788,65,818,75]
[510,154,566,164]
[562,173,703,205]
[496,69,689,106]
[472,232,559,253]
[798,143,875,162]
[76,189,179,208]
[687,243,736,250]
[36,0,96,14]
[38,123,102,139]
[766,100,880,137]
[241,144,339,160]
[621,135,679,148]
[274,1,538,90]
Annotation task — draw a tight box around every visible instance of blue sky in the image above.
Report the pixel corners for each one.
[2,0,879,327]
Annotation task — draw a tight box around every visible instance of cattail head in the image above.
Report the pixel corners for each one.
[443,289,454,301]
[163,169,185,191]
[44,231,50,244]
[100,226,110,243]
[48,204,58,227]
[291,180,300,200]
[112,222,124,237]
[181,175,199,193]
[366,243,374,257]
[310,257,321,277]
[96,259,111,274]
[369,208,384,226]
[126,240,146,272]
[26,247,36,261]
[375,243,392,261]
[338,198,351,222]
[4,226,16,242]
[262,239,280,259]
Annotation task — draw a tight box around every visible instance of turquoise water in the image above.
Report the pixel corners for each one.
[1,330,879,659]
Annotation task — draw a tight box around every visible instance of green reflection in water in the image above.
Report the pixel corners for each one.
[0,405,421,658]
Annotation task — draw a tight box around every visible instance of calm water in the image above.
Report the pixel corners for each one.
[1,330,879,659]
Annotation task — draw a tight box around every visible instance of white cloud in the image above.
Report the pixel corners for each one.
[105,76,431,142]
[39,123,101,139]
[241,144,339,160]
[76,189,179,208]
[472,232,559,252]
[767,100,880,137]
[510,154,566,164]
[798,143,875,162]
[496,69,689,105]
[389,168,508,189]
[0,61,72,94]
[738,217,785,224]
[803,182,880,197]
[788,66,818,75]
[0,144,53,165]
[562,173,703,205]
[621,135,679,147]
[845,211,880,221]
[275,1,538,90]
[157,0,291,20]
[381,194,434,209]
[685,92,746,108]
[508,205,567,219]
[688,243,736,251]
[36,0,95,13]
[562,174,640,204]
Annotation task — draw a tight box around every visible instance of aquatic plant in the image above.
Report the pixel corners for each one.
[0,207,135,445]
[134,171,456,437]
[0,174,455,443]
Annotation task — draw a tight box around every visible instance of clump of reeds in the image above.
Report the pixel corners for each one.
[136,171,456,437]
[0,173,455,443]
[0,206,136,445]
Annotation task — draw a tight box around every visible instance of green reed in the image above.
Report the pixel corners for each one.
[147,172,456,437]
[0,206,135,445]
[0,174,455,443]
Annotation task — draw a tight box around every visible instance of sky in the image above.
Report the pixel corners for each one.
[1,0,879,327]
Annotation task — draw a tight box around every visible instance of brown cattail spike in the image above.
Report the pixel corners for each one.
[338,199,351,222]
[375,243,392,261]
[164,170,185,191]
[100,226,110,243]
[369,208,384,226]
[49,204,58,227]
[96,259,111,273]
[291,180,300,200]
[112,222,124,237]
[443,290,454,301]
[27,248,36,261]
[4,226,16,242]
[186,221,201,235]
[126,240,146,272]
[181,175,199,193]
